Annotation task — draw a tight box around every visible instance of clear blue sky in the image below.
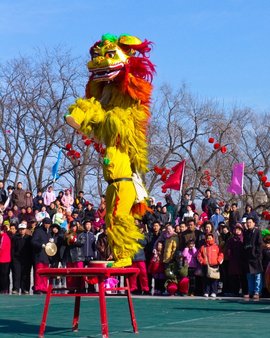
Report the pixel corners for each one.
[1,0,270,111]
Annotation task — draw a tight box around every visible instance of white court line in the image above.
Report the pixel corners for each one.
[79,305,270,337]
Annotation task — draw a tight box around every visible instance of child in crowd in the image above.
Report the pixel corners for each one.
[148,241,165,295]
[197,233,224,298]
[182,239,198,296]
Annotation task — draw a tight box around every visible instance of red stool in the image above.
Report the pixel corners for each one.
[37,267,139,338]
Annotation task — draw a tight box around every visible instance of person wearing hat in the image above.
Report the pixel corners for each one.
[226,223,248,296]
[31,217,52,294]
[11,223,32,295]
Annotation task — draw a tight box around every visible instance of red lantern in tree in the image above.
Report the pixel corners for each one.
[165,169,171,176]
[204,170,210,175]
[214,143,220,150]
[265,182,270,188]
[208,137,215,143]
[261,176,268,183]
[67,151,72,157]
[257,170,264,176]
[161,173,167,182]
[84,139,92,146]
[220,146,227,154]
[154,166,160,174]
[81,135,87,140]
[74,152,81,159]
[208,181,213,186]
[65,143,72,151]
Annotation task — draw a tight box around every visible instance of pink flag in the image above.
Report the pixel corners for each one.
[162,160,186,191]
[227,162,245,195]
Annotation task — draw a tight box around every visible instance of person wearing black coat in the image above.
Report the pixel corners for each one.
[11,223,33,294]
[31,217,52,294]
[63,221,86,291]
[81,221,96,265]
[201,189,217,219]
[243,217,263,299]
[0,181,7,204]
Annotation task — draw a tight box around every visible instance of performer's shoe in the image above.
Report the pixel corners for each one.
[64,114,81,130]
[112,257,132,268]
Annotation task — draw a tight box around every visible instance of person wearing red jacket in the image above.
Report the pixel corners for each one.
[0,224,11,294]
[197,233,224,298]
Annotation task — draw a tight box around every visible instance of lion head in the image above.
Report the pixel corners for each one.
[86,34,155,103]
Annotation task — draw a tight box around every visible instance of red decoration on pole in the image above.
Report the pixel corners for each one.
[214,143,220,150]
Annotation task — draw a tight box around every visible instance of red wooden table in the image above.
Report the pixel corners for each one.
[37,267,139,338]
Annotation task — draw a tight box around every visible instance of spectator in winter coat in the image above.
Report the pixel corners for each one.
[242,204,259,226]
[33,191,44,211]
[81,220,96,265]
[129,229,150,295]
[198,221,219,248]
[83,203,96,222]
[63,221,85,291]
[31,217,53,294]
[96,226,112,261]
[159,206,171,228]
[182,239,198,295]
[178,192,192,219]
[11,223,32,294]
[201,189,217,219]
[182,204,194,222]
[74,191,87,208]
[228,203,241,231]
[243,217,263,299]
[61,189,74,213]
[180,219,201,250]
[210,207,225,230]
[97,195,106,221]
[197,233,224,297]
[0,224,11,294]
[164,194,177,226]
[24,191,33,208]
[43,186,56,207]
[0,180,7,204]
[163,225,179,264]
[227,223,248,296]
[12,182,26,209]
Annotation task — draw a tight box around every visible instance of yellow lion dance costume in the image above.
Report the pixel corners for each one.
[65,34,155,267]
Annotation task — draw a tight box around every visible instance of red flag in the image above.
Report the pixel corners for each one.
[162,160,186,191]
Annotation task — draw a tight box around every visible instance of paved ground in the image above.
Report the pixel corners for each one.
[0,295,270,338]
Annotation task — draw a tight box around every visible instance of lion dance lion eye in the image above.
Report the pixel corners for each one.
[105,51,116,58]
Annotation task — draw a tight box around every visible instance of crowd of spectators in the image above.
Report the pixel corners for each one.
[0,181,269,300]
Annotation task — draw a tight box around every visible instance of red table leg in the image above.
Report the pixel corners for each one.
[126,278,138,333]
[38,280,53,338]
[98,276,109,338]
[72,296,81,331]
